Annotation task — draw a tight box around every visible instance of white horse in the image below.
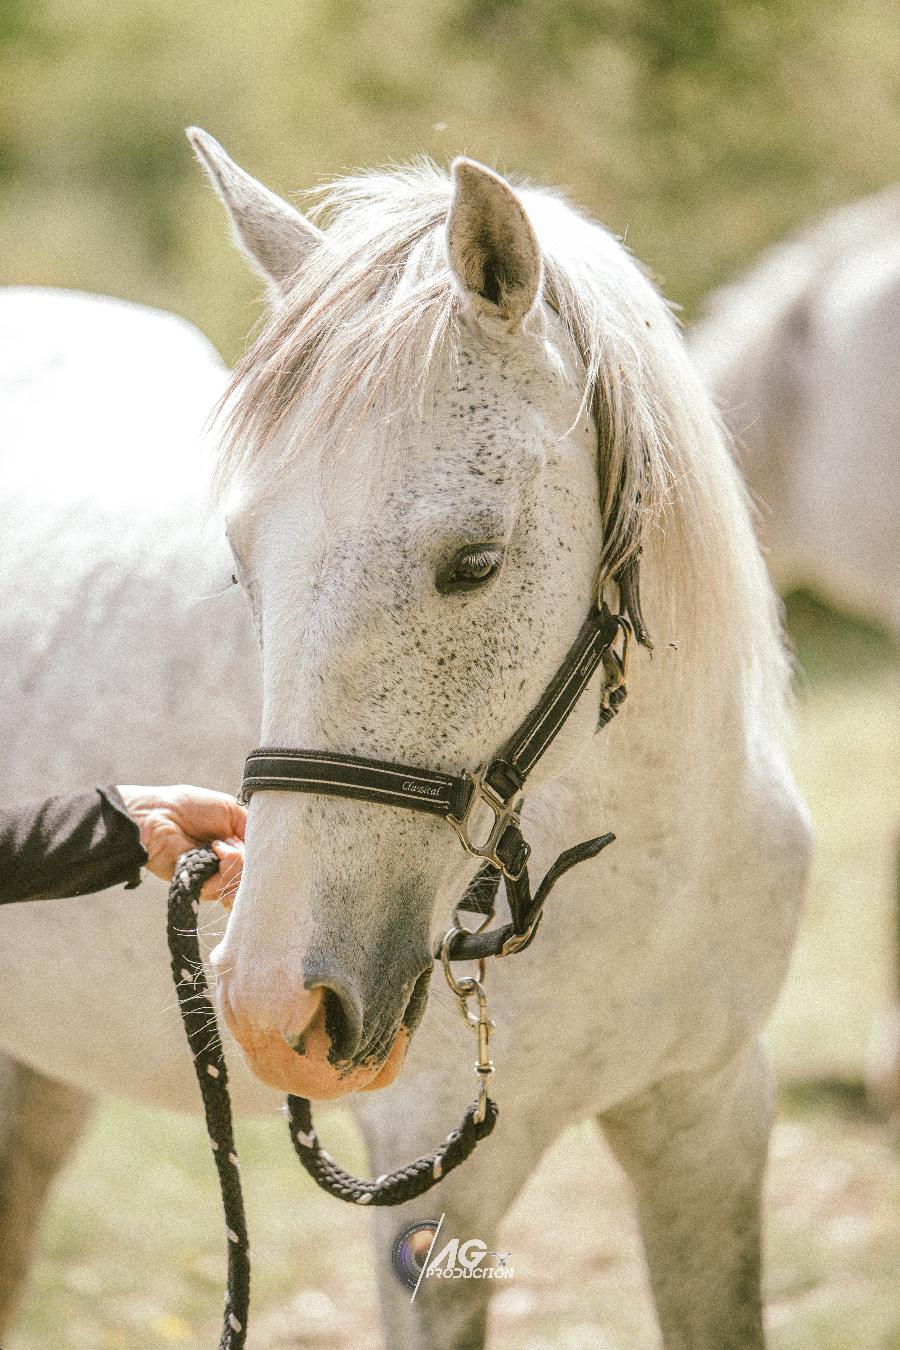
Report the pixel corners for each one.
[0,134,811,1349]
[690,185,900,635]
[690,190,900,1116]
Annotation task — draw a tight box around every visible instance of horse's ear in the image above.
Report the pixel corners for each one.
[446,158,542,326]
[186,127,323,293]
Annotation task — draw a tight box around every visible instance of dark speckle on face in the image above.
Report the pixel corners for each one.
[255,310,603,779]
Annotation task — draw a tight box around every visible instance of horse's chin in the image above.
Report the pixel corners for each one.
[233,1024,410,1100]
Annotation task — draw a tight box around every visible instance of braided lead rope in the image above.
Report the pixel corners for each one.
[167,848,249,1350]
[168,848,499,1345]
[286,1094,497,1205]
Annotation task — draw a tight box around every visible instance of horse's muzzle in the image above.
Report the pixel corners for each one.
[217,966,431,1100]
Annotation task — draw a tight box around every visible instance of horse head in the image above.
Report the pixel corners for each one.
[189,129,674,1099]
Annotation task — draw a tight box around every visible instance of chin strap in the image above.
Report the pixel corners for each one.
[448,829,616,960]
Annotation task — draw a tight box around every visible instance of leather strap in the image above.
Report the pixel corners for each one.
[491,601,620,789]
[450,831,616,960]
[242,749,468,817]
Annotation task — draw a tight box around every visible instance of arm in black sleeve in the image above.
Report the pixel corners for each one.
[0,786,148,904]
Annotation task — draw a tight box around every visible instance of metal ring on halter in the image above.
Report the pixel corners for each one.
[440,925,487,996]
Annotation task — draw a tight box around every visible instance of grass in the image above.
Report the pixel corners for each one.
[768,593,899,1083]
[7,595,899,1349]
[13,1105,379,1349]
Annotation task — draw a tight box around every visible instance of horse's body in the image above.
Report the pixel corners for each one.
[0,287,273,1111]
[0,139,809,1350]
[690,185,900,635]
[0,287,281,1324]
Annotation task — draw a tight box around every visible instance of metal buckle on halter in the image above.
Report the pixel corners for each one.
[610,613,632,682]
[599,614,632,716]
[447,767,530,882]
[498,911,543,956]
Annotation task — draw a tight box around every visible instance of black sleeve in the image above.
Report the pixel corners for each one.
[0,785,148,905]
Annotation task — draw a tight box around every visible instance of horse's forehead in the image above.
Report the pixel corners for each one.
[241,317,586,573]
[404,325,584,492]
[447,320,580,427]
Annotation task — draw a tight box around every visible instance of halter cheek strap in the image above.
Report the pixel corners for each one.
[240,601,630,961]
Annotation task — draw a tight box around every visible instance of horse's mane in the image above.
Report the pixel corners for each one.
[216,159,789,733]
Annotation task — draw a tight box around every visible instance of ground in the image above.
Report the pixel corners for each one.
[7,595,900,1349]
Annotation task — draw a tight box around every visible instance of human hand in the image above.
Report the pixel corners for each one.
[117,784,246,906]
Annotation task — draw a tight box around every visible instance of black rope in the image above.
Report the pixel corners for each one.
[286,1094,497,1206]
[167,848,499,1347]
[167,848,249,1350]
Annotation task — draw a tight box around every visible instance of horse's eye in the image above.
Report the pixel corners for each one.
[439,546,504,593]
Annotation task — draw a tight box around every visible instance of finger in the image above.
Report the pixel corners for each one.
[171,787,246,844]
[202,793,246,841]
[227,802,247,840]
[200,840,244,905]
[211,839,244,868]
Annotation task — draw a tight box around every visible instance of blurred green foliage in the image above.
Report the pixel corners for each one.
[1,0,899,360]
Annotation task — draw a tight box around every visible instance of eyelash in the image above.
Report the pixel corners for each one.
[444,546,504,591]
[462,550,499,576]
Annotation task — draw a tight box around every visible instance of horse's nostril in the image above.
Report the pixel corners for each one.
[290,977,363,1063]
[321,987,356,1061]
[290,960,432,1069]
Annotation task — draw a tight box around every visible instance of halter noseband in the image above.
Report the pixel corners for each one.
[239,599,631,963]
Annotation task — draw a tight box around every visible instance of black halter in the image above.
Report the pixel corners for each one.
[240,599,630,962]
